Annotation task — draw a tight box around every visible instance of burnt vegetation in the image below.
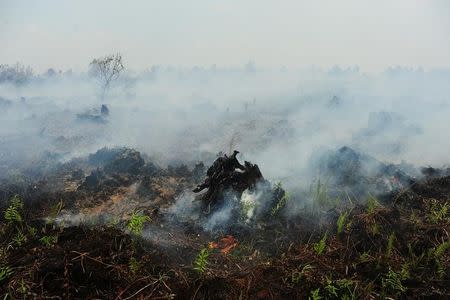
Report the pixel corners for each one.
[0,146,449,299]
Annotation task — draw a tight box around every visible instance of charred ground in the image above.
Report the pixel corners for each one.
[0,147,449,299]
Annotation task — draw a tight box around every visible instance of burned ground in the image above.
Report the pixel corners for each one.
[0,147,449,299]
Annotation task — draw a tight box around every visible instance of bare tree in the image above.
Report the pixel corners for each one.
[89,53,124,101]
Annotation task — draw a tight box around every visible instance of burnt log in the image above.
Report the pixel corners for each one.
[193,151,265,212]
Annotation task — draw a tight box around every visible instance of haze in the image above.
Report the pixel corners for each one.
[1,0,450,72]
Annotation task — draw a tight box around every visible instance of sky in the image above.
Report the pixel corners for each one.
[1,0,449,72]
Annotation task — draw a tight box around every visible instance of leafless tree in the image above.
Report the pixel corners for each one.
[89,53,124,101]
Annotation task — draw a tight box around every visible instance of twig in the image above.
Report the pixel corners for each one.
[122,282,155,300]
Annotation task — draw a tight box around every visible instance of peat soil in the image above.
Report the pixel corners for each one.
[0,148,449,299]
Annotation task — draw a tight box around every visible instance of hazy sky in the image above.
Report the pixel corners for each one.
[1,0,449,72]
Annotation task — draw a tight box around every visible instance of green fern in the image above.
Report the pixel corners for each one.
[0,265,13,282]
[313,232,328,255]
[386,233,395,257]
[366,195,380,214]
[427,200,449,224]
[27,225,37,238]
[39,235,58,247]
[13,230,27,246]
[434,241,450,258]
[337,211,349,235]
[129,257,140,274]
[4,195,24,223]
[291,264,314,284]
[313,180,329,208]
[127,212,151,236]
[193,248,209,274]
[382,268,407,296]
[309,288,322,300]
[271,188,290,216]
[324,278,338,297]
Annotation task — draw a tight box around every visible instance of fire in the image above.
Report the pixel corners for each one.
[208,235,238,255]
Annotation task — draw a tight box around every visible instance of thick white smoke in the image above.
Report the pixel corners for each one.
[1,65,449,190]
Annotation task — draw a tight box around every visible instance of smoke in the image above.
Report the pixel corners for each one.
[202,199,235,232]
[167,191,201,222]
[240,188,261,223]
[1,65,450,199]
[167,189,237,232]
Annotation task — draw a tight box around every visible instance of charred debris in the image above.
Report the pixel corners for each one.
[1,146,450,299]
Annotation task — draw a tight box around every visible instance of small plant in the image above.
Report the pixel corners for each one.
[324,277,356,299]
[366,195,380,214]
[436,259,445,279]
[407,243,425,271]
[271,187,290,216]
[400,263,410,280]
[369,223,380,235]
[129,257,140,274]
[427,199,449,224]
[39,235,58,247]
[0,265,13,282]
[47,201,63,224]
[324,278,338,297]
[193,248,209,274]
[291,264,314,284]
[431,241,450,279]
[313,232,328,255]
[4,195,24,223]
[27,225,37,238]
[19,279,28,295]
[337,211,349,236]
[433,240,450,258]
[382,268,407,296]
[313,180,329,208]
[127,212,151,236]
[359,251,371,262]
[13,230,27,246]
[386,232,395,257]
[309,288,322,300]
